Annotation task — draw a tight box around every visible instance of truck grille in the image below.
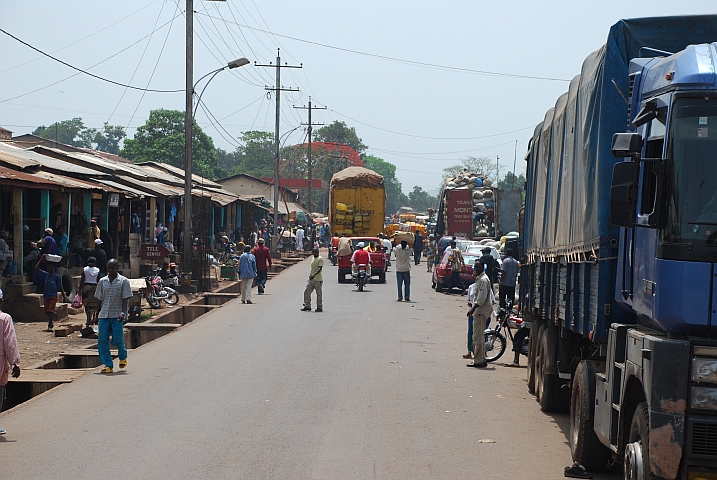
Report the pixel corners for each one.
[692,422,717,456]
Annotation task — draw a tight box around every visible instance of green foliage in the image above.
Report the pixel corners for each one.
[498,171,526,191]
[408,186,438,212]
[314,121,367,156]
[363,154,405,214]
[93,123,127,155]
[120,109,219,179]
[33,118,95,148]
[233,130,275,178]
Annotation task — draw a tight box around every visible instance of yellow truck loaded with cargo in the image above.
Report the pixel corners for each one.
[328,167,386,237]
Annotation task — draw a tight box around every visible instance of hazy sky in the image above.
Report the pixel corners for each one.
[2,2,715,194]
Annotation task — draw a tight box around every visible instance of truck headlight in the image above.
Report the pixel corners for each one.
[690,386,717,410]
[691,358,717,384]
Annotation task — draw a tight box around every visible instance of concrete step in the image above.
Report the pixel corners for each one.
[4,281,37,297]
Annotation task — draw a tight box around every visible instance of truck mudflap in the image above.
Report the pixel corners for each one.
[649,410,685,479]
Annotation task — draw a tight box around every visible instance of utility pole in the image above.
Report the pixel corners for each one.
[256,49,300,257]
[294,97,326,213]
[183,0,194,269]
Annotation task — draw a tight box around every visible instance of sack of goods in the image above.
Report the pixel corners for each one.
[336,203,347,211]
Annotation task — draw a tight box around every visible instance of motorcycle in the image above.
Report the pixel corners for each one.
[484,300,529,362]
[219,241,236,264]
[353,264,369,292]
[144,274,180,308]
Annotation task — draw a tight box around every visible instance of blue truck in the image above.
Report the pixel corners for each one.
[521,16,717,479]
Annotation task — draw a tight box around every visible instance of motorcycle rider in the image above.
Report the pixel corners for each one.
[350,242,371,278]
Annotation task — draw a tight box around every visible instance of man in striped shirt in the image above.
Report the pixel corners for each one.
[95,259,132,373]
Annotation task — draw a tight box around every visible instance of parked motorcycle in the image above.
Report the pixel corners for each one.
[484,300,529,362]
[144,274,179,308]
[353,264,369,292]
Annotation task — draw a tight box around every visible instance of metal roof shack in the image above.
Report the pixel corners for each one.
[138,161,222,188]
[0,165,60,189]
[0,142,42,170]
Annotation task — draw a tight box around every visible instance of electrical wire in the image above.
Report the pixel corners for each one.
[108,1,168,124]
[0,0,160,75]
[0,15,184,103]
[195,12,570,82]
[124,1,179,130]
[197,99,240,148]
[0,28,184,93]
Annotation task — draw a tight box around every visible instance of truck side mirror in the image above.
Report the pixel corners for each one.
[611,132,643,158]
[610,161,639,227]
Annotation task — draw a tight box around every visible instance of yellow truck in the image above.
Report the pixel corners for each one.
[328,167,386,238]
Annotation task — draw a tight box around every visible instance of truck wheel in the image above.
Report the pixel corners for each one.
[378,272,386,284]
[570,361,610,471]
[624,402,650,480]
[338,272,344,284]
[526,319,539,394]
[435,279,443,293]
[537,326,569,412]
[532,323,546,397]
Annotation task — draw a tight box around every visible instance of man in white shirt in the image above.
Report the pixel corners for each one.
[466,259,492,368]
[295,226,305,251]
[94,259,132,373]
[394,240,412,301]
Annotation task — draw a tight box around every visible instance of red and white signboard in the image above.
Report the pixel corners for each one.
[141,244,171,260]
[446,189,473,238]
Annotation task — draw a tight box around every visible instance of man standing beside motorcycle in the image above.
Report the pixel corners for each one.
[466,259,492,369]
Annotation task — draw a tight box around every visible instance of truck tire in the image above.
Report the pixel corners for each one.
[338,272,345,283]
[526,319,539,394]
[435,278,443,293]
[624,402,651,480]
[532,323,546,397]
[537,325,569,412]
[570,361,611,471]
[378,272,386,284]
[56,267,76,302]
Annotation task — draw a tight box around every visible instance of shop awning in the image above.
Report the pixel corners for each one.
[95,179,156,199]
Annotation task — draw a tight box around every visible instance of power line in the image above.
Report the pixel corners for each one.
[0,20,184,102]
[0,0,161,75]
[196,12,570,82]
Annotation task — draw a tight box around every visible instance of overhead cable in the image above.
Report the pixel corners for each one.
[0,27,183,93]
[195,12,570,82]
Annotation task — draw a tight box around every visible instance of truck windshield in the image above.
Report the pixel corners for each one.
[665,97,717,245]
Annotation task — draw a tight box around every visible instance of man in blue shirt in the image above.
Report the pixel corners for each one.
[35,254,63,332]
[499,248,519,309]
[237,245,257,304]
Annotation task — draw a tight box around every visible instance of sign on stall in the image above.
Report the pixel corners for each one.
[141,243,171,260]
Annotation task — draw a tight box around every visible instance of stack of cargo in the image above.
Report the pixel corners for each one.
[441,170,495,238]
[328,167,387,238]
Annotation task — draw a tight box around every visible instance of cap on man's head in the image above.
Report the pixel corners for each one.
[91,218,97,223]
[357,242,365,248]
[482,247,491,253]
[94,238,103,245]
[257,238,264,243]
[45,228,53,235]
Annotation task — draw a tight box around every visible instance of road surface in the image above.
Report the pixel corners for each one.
[0,253,620,479]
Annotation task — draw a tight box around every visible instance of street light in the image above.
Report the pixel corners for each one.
[183,57,249,272]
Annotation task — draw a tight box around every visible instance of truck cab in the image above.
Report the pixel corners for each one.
[337,237,386,284]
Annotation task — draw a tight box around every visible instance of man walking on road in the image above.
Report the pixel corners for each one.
[238,245,257,304]
[301,247,323,312]
[499,248,519,309]
[413,231,423,265]
[94,259,132,373]
[467,259,492,368]
[0,288,21,434]
[394,240,412,301]
[252,238,272,294]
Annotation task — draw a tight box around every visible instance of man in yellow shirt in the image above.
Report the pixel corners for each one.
[86,218,101,248]
[301,247,324,312]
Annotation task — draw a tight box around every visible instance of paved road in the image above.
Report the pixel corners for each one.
[0,253,620,479]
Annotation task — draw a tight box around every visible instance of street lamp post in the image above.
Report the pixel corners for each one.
[183,57,249,273]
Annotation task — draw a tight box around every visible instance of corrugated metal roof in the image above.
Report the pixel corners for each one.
[21,146,104,176]
[0,165,60,188]
[0,142,42,169]
[95,179,156,198]
[138,161,222,188]
[32,171,118,192]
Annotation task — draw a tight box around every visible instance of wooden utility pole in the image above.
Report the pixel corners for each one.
[255,49,301,255]
[294,97,326,213]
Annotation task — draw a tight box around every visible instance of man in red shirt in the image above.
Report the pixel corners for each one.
[252,238,272,294]
[350,242,371,278]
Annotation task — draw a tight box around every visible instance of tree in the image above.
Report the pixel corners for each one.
[120,109,219,179]
[498,171,526,191]
[442,156,498,183]
[408,186,438,212]
[314,121,367,156]
[33,118,96,148]
[234,130,275,178]
[363,154,405,215]
[93,123,127,155]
